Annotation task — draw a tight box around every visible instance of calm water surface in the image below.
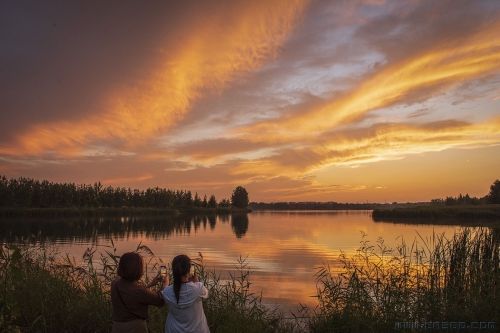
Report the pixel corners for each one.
[1,210,461,312]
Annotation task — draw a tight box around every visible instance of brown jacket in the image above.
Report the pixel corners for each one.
[111,278,165,322]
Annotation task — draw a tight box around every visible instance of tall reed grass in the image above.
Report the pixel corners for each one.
[2,228,499,332]
[0,238,295,333]
[306,228,500,332]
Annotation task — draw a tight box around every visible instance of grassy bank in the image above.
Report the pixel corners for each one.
[2,228,499,332]
[372,205,500,221]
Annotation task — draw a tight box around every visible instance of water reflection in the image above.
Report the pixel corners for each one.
[231,214,249,238]
[0,213,247,243]
[0,211,464,312]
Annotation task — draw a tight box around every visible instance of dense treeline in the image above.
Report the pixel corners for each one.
[373,180,500,220]
[372,205,500,220]
[431,179,500,206]
[0,175,231,210]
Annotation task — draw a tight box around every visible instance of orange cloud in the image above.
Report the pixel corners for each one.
[3,0,309,157]
[224,117,500,181]
[240,20,500,142]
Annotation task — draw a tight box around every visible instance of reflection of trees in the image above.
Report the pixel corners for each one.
[219,214,229,224]
[0,214,220,244]
[208,215,216,230]
[231,214,249,238]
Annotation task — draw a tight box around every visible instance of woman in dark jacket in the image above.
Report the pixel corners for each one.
[111,252,168,333]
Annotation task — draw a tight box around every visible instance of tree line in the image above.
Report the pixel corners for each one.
[0,175,249,209]
[431,179,500,206]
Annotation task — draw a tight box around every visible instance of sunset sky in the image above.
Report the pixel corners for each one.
[1,0,499,203]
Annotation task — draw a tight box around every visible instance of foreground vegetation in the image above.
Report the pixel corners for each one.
[306,227,500,332]
[2,227,499,332]
[0,240,295,333]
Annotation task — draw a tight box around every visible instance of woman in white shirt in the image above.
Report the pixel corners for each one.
[162,255,210,333]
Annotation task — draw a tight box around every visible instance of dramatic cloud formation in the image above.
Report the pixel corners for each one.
[1,0,499,202]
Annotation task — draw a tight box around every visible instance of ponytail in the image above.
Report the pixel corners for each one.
[171,255,191,304]
[173,262,182,304]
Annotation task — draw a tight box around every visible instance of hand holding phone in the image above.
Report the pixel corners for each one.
[160,265,167,278]
[189,264,195,278]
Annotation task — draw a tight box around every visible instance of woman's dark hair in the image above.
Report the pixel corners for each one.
[172,254,191,304]
[117,252,144,282]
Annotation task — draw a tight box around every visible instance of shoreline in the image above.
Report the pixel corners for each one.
[372,204,500,221]
[0,206,252,218]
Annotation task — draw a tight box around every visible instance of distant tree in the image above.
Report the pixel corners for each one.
[185,190,193,207]
[0,175,9,207]
[219,198,231,207]
[486,180,500,204]
[202,194,208,208]
[430,198,444,206]
[193,192,202,207]
[208,194,217,208]
[445,196,456,206]
[231,186,249,208]
[164,190,176,208]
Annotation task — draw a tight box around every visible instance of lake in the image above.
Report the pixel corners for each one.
[0,210,461,313]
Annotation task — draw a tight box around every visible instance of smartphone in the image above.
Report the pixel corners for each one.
[160,265,167,277]
[189,264,195,278]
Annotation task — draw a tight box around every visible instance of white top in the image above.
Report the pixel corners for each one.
[162,281,210,333]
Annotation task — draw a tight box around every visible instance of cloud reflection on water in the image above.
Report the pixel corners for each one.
[0,211,461,311]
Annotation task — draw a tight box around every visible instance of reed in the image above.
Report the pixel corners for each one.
[2,228,499,332]
[0,238,293,333]
[307,228,500,332]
